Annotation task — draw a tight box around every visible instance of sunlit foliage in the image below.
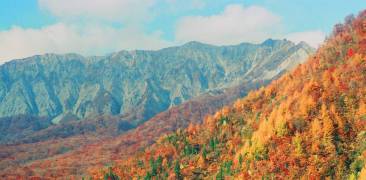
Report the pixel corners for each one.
[92,10,366,179]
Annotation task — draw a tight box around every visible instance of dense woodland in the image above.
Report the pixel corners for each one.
[91,10,366,179]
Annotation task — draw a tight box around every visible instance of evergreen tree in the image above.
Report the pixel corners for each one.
[239,154,243,167]
[202,146,207,160]
[174,161,183,180]
[144,172,152,180]
[216,167,224,180]
[209,138,216,151]
[156,156,163,171]
[149,157,157,176]
[104,167,120,180]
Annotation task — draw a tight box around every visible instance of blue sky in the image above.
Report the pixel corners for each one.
[0,0,364,62]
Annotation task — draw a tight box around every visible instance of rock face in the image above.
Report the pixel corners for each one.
[0,39,313,125]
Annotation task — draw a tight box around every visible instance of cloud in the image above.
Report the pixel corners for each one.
[164,0,206,9]
[1,0,206,63]
[38,0,155,23]
[175,4,282,45]
[284,30,326,48]
[0,23,172,63]
[0,2,327,63]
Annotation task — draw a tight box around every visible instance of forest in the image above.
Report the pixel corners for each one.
[90,10,366,179]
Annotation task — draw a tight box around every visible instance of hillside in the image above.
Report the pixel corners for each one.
[0,41,312,177]
[0,78,266,178]
[92,11,366,179]
[0,40,313,144]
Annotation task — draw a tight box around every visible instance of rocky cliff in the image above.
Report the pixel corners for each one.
[0,39,313,126]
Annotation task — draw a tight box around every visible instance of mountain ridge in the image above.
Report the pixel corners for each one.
[0,39,314,178]
[0,39,314,144]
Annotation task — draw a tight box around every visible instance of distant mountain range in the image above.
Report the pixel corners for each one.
[0,39,313,144]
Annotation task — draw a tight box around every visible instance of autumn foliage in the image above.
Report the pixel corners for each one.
[90,10,366,179]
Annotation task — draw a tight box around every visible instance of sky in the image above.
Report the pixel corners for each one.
[0,0,364,63]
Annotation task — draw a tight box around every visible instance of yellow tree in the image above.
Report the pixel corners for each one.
[357,100,366,118]
[310,118,322,152]
[321,104,334,138]
[359,166,366,180]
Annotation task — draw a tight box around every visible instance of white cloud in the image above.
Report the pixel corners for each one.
[190,0,206,9]
[164,0,206,9]
[284,30,326,48]
[0,2,327,63]
[0,23,172,63]
[38,0,155,23]
[175,4,282,45]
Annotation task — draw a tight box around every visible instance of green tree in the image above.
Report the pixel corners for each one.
[224,161,233,175]
[104,167,120,180]
[202,146,207,160]
[216,167,224,180]
[239,154,243,167]
[209,138,217,151]
[174,161,183,180]
[144,172,152,180]
[137,160,144,168]
[156,156,163,171]
[149,157,157,176]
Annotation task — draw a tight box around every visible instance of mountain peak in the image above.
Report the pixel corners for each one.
[182,41,213,48]
[297,41,313,48]
[261,38,294,47]
[261,38,275,45]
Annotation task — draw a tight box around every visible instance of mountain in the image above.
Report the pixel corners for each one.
[0,79,264,178]
[0,39,314,144]
[89,11,366,179]
[0,39,314,178]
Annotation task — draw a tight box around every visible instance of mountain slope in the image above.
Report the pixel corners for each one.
[0,40,311,122]
[0,42,312,178]
[0,40,314,145]
[0,79,265,178]
[93,10,366,179]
